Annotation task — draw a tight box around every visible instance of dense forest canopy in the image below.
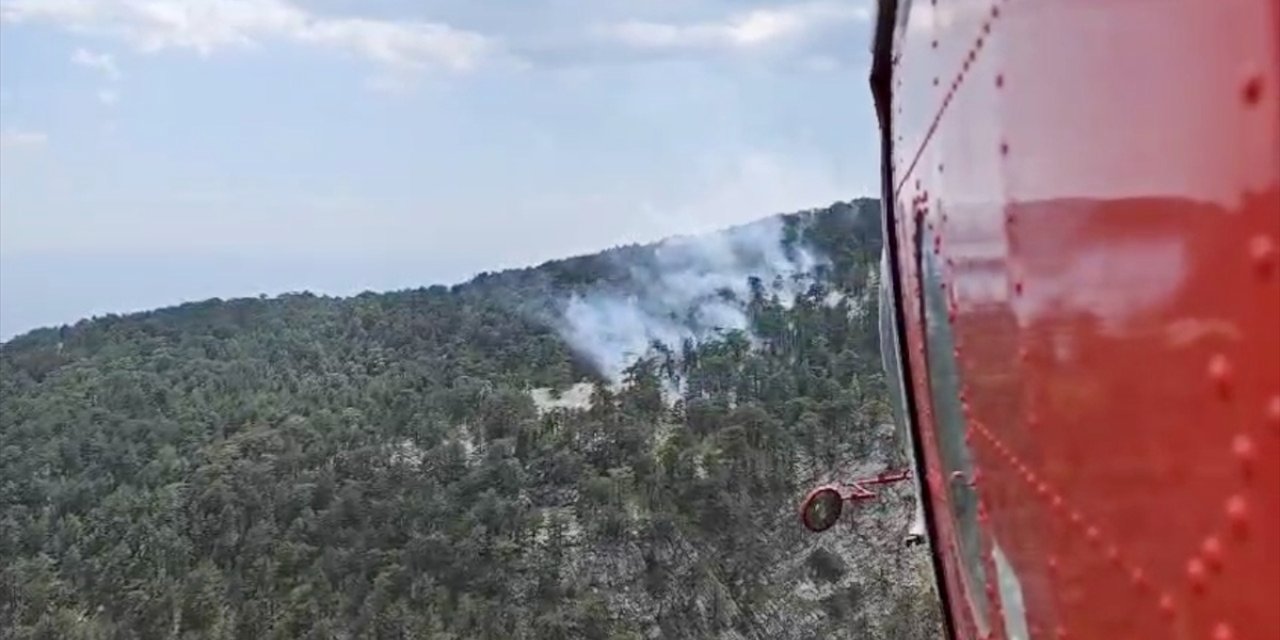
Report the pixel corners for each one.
[0,199,941,639]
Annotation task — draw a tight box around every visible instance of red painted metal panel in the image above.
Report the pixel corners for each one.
[889,0,1280,638]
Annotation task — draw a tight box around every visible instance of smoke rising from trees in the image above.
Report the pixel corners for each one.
[555,217,825,381]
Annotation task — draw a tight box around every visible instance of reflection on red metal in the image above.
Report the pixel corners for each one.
[799,470,912,533]
[873,0,1280,637]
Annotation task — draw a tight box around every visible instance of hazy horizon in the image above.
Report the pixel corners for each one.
[0,0,881,339]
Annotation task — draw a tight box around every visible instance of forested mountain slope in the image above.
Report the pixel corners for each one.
[0,199,942,639]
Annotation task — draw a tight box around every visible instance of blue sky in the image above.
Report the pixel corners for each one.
[0,0,880,339]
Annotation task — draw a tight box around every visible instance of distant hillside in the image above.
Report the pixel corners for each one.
[0,199,942,639]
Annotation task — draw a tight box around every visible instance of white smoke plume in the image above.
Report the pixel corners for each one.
[557,216,824,381]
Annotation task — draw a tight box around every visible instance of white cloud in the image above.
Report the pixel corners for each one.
[0,128,49,148]
[71,47,121,78]
[297,17,491,72]
[97,88,120,105]
[1,0,498,72]
[595,2,869,52]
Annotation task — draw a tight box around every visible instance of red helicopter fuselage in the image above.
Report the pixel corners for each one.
[871,0,1280,638]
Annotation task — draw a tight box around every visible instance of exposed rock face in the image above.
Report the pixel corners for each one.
[511,414,944,640]
[531,382,597,414]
